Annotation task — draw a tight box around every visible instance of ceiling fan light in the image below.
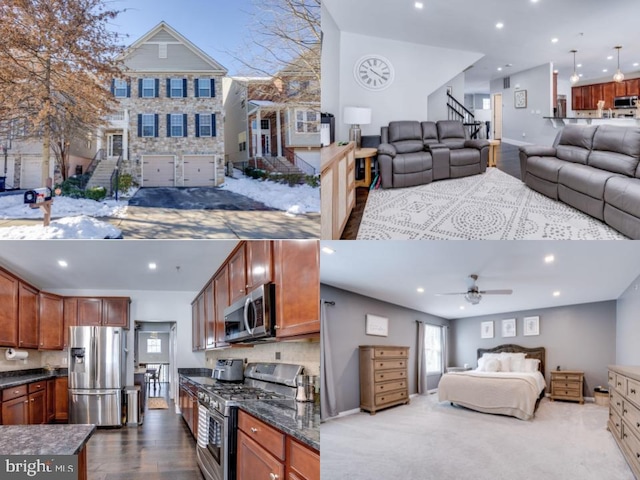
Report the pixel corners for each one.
[464,291,482,305]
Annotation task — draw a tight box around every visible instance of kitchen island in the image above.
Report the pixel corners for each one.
[544,116,640,128]
[0,424,95,480]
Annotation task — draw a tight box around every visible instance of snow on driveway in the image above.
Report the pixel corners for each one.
[0,216,122,239]
[0,194,128,220]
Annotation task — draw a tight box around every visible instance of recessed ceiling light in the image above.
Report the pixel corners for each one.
[553,291,561,297]
[577,64,582,68]
[531,0,539,3]
[607,55,613,60]
[603,69,608,73]
[460,306,465,310]
[321,247,335,255]
[148,262,157,270]
[497,67,503,71]
[634,62,639,67]
[417,287,425,293]
[414,1,424,9]
[551,38,559,43]
[58,260,68,268]
[579,74,584,77]
[544,254,555,264]
[496,22,504,29]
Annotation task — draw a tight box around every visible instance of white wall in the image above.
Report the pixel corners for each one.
[427,72,466,123]
[50,288,202,385]
[616,273,640,365]
[333,32,483,141]
[490,63,558,146]
[320,3,341,121]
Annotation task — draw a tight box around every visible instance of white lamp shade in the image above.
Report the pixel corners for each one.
[343,106,372,125]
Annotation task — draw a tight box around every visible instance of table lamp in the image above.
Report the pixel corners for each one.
[343,106,371,148]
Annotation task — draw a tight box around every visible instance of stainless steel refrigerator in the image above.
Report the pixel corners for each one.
[68,326,125,426]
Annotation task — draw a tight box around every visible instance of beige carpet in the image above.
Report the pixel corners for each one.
[357,168,627,240]
[321,394,634,480]
[147,397,169,409]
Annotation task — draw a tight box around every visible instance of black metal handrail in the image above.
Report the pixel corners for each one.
[110,155,123,200]
[80,148,105,189]
[446,94,481,139]
[284,147,317,176]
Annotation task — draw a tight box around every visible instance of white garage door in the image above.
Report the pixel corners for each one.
[142,155,175,187]
[21,157,43,189]
[183,155,216,187]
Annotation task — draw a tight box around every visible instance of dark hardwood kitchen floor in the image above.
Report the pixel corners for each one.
[87,383,203,480]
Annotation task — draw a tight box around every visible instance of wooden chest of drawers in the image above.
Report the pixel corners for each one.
[359,345,409,414]
[549,370,584,404]
[608,365,640,480]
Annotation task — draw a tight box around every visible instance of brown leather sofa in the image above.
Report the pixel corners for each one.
[519,124,640,239]
[377,120,489,189]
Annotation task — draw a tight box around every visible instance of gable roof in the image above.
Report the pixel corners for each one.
[120,21,227,74]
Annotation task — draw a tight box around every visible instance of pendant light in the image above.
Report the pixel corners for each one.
[613,46,625,83]
[569,50,580,85]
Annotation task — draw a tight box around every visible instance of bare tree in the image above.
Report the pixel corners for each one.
[0,0,124,184]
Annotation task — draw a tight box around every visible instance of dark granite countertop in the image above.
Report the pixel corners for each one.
[239,401,320,451]
[0,425,96,455]
[0,369,68,390]
[180,373,320,451]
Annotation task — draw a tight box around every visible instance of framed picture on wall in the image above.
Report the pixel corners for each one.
[524,316,540,336]
[365,314,389,337]
[515,89,527,108]
[481,321,494,339]
[501,318,516,337]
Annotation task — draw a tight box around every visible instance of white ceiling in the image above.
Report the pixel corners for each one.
[0,241,239,292]
[322,0,640,93]
[320,241,640,320]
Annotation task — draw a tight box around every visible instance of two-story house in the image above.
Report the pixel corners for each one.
[99,22,227,188]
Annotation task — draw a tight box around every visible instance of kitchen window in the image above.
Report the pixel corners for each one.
[141,114,155,137]
[142,78,155,98]
[424,324,444,374]
[295,109,319,134]
[147,338,161,353]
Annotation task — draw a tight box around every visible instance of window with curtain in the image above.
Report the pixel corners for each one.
[424,324,444,374]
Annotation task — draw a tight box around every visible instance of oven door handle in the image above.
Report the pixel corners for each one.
[243,297,256,335]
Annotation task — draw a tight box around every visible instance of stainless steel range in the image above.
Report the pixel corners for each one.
[196,362,304,480]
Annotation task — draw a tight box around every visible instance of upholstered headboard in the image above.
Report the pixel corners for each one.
[477,344,546,378]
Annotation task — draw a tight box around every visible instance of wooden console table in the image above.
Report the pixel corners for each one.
[321,142,356,239]
[488,140,501,167]
[354,148,378,188]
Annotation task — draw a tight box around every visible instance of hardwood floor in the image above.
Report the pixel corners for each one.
[87,383,202,480]
[340,142,523,240]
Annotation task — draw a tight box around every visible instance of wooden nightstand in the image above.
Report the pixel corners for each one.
[550,370,584,404]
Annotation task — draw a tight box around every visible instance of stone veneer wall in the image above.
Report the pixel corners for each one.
[116,73,226,186]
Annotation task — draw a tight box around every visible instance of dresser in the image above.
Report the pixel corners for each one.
[608,365,640,479]
[359,345,409,414]
[549,370,584,404]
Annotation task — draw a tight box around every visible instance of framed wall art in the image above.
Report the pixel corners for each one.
[481,321,494,339]
[523,316,540,336]
[502,318,516,338]
[365,314,389,337]
[515,89,527,109]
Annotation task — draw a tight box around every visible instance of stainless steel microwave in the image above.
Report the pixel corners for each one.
[614,96,638,109]
[223,283,276,343]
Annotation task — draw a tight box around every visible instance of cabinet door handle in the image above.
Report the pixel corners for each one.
[24,400,28,404]
[13,390,20,394]
[250,427,258,434]
[270,474,279,480]
[30,399,34,402]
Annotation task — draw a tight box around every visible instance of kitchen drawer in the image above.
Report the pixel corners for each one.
[374,380,406,394]
[375,389,407,406]
[2,385,27,402]
[623,398,640,439]
[614,374,626,395]
[238,410,285,461]
[373,347,408,359]
[552,373,582,382]
[622,424,640,473]
[610,409,623,439]
[28,382,46,393]
[288,438,319,480]
[611,390,625,417]
[627,378,640,407]
[374,370,406,383]
[374,360,406,371]
[609,370,616,388]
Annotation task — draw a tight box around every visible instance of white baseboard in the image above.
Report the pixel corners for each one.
[501,138,533,147]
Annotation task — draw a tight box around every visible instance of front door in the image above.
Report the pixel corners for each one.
[261,134,271,155]
[107,134,123,158]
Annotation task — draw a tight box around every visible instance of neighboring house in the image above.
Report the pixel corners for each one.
[223,48,321,175]
[101,21,227,188]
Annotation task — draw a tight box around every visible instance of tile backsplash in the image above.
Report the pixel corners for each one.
[0,348,43,371]
[205,340,320,376]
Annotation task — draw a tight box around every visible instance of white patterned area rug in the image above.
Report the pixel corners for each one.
[357,168,627,240]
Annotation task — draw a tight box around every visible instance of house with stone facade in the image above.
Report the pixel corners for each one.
[97,21,227,188]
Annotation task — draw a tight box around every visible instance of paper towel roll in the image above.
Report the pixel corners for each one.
[5,349,29,360]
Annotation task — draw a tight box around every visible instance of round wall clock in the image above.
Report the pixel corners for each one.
[354,54,395,91]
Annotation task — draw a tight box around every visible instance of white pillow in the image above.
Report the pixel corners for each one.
[501,353,526,372]
[476,357,486,371]
[498,356,511,372]
[485,358,500,372]
[523,358,540,372]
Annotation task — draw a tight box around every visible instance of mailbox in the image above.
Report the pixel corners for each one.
[24,187,52,204]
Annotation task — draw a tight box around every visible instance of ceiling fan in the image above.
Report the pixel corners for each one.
[436,274,513,305]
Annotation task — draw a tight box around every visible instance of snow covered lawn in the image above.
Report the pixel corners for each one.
[0,216,122,239]
[0,194,128,220]
[220,170,319,215]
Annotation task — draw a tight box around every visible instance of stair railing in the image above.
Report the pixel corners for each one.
[80,148,105,189]
[110,155,123,200]
[283,147,317,176]
[446,93,482,139]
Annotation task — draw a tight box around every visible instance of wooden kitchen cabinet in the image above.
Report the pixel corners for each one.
[63,297,77,348]
[2,395,29,425]
[626,78,640,97]
[615,81,627,97]
[76,298,102,326]
[213,264,229,348]
[54,376,68,422]
[46,379,55,423]
[274,240,320,338]
[287,437,320,480]
[18,282,39,349]
[204,281,215,349]
[588,84,603,110]
[191,292,206,351]
[102,297,130,327]
[246,241,273,292]
[237,430,285,480]
[602,82,615,109]
[0,268,19,347]
[39,292,64,350]
[229,245,247,304]
[28,382,46,424]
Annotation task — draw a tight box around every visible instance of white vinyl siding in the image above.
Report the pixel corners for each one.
[295,109,319,134]
[142,114,155,137]
[142,78,155,98]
